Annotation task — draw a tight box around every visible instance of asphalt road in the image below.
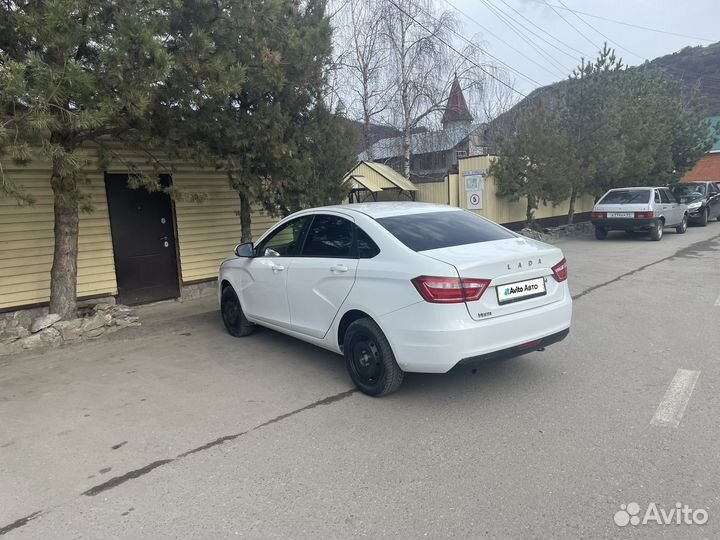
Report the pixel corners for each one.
[1,223,720,539]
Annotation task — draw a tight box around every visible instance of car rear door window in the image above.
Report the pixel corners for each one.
[302,215,355,258]
[356,226,380,258]
[377,210,515,252]
[654,190,661,204]
[659,190,670,204]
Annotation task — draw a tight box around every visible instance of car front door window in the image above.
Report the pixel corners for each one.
[256,217,310,258]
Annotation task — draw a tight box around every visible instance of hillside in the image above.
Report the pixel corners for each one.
[485,41,720,148]
[650,42,720,115]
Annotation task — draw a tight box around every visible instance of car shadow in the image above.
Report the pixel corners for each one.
[195,312,559,401]
[396,354,552,401]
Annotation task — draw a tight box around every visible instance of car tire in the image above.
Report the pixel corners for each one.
[343,318,404,397]
[221,286,255,337]
[650,219,663,241]
[594,226,608,240]
[699,208,709,227]
[676,214,688,234]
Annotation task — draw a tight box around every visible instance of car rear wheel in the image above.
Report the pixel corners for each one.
[676,214,688,234]
[594,226,608,240]
[343,318,403,397]
[221,286,255,337]
[650,219,663,241]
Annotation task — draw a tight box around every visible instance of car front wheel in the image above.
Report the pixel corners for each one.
[699,208,709,226]
[676,214,688,234]
[221,286,255,337]
[343,318,404,397]
[650,220,663,241]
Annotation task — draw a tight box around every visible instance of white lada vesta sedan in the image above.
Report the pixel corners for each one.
[218,203,572,396]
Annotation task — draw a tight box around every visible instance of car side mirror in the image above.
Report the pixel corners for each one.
[234,242,254,257]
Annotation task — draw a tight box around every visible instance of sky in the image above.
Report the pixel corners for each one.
[447,0,719,97]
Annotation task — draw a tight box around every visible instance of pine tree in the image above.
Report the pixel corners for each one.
[489,103,574,227]
[0,0,171,318]
[149,0,353,241]
[559,44,715,218]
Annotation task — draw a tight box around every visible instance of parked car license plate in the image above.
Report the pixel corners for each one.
[607,212,633,218]
[497,277,546,304]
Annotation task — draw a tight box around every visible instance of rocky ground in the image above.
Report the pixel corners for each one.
[519,220,594,243]
[0,303,140,356]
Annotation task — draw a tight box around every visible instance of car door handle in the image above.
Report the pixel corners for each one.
[330,264,349,273]
[271,264,285,272]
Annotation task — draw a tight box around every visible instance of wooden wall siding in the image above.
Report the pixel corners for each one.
[172,173,239,283]
[250,207,277,241]
[412,156,595,224]
[0,164,117,310]
[0,143,279,310]
[415,181,450,205]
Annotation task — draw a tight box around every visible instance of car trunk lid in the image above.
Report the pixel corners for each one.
[593,202,653,215]
[421,237,566,321]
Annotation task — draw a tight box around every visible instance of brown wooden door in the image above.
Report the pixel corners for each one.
[105,174,180,305]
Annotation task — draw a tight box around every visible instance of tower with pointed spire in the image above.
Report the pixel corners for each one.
[441,76,473,130]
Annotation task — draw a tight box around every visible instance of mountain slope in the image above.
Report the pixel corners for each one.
[486,41,720,147]
[650,42,720,115]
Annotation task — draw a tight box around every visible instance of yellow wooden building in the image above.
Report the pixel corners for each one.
[0,145,274,312]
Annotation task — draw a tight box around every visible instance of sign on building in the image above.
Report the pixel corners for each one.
[464,169,486,210]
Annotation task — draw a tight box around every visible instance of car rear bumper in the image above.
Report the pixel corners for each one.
[592,218,655,230]
[451,327,570,370]
[378,285,572,373]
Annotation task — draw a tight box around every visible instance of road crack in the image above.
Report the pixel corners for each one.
[572,232,720,301]
[81,388,356,497]
[0,511,42,536]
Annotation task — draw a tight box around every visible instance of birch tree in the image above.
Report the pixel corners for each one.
[383,0,458,179]
[342,0,392,158]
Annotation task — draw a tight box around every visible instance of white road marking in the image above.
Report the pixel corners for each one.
[651,369,700,428]
[714,294,720,306]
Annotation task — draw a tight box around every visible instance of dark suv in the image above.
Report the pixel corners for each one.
[668,182,720,226]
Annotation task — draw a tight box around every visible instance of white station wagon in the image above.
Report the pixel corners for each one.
[219,203,572,396]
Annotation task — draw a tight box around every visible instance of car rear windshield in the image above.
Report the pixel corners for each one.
[598,189,651,204]
[376,210,515,252]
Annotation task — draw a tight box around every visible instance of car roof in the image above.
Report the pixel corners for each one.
[314,202,461,219]
[605,187,654,191]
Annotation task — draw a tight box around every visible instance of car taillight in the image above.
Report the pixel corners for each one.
[635,211,653,219]
[591,211,606,219]
[551,258,568,282]
[411,276,490,303]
